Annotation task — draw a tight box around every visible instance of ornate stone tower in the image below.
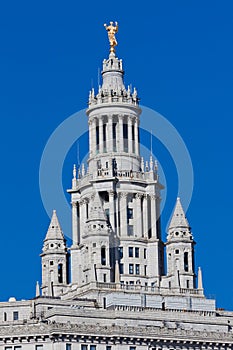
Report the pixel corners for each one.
[69,23,164,289]
[163,197,196,289]
[41,210,68,297]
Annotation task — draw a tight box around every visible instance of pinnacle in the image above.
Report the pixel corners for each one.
[168,197,190,230]
[88,193,106,222]
[45,210,64,241]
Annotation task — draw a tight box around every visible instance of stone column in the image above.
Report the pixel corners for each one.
[72,202,79,245]
[88,119,93,157]
[150,194,157,238]
[109,190,115,231]
[134,117,139,156]
[142,194,149,238]
[128,115,133,154]
[79,199,86,239]
[108,114,113,152]
[92,118,97,156]
[99,116,104,153]
[135,193,142,237]
[118,114,124,152]
[119,192,128,236]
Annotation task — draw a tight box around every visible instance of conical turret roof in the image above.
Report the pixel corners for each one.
[88,193,106,222]
[168,197,190,230]
[45,210,64,241]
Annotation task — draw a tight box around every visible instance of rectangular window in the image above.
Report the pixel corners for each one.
[184,252,189,272]
[106,346,112,350]
[119,263,124,274]
[35,346,43,350]
[135,264,140,275]
[5,347,12,350]
[129,264,134,274]
[118,246,123,259]
[81,346,88,350]
[103,273,107,282]
[3,312,7,321]
[144,248,147,259]
[128,247,133,257]
[129,347,136,350]
[127,208,133,222]
[66,345,71,350]
[144,265,147,276]
[13,311,19,321]
[90,346,96,350]
[14,347,22,350]
[135,247,139,258]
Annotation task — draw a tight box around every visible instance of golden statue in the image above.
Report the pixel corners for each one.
[104,21,118,53]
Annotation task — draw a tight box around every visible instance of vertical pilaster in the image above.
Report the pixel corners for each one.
[135,193,142,237]
[128,115,133,154]
[119,114,124,152]
[142,194,149,238]
[108,114,113,152]
[109,190,115,230]
[72,202,79,245]
[99,116,104,153]
[92,118,97,156]
[134,117,139,156]
[119,192,128,236]
[150,194,157,238]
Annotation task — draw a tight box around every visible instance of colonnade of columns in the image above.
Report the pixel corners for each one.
[89,114,139,157]
[72,192,160,246]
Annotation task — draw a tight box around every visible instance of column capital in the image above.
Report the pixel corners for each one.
[119,191,128,199]
[71,201,77,208]
[149,194,156,200]
[109,190,116,198]
[135,193,143,200]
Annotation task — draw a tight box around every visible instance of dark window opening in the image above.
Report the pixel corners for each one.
[103,297,106,309]
[105,209,110,223]
[118,246,123,259]
[58,264,63,283]
[175,249,179,254]
[13,311,19,321]
[184,252,189,272]
[135,247,139,258]
[128,247,133,257]
[129,264,134,274]
[96,125,99,150]
[135,264,140,275]
[148,228,152,239]
[123,123,128,152]
[127,208,133,223]
[144,249,147,259]
[3,312,7,321]
[119,263,124,274]
[103,273,107,282]
[187,280,190,289]
[101,247,106,265]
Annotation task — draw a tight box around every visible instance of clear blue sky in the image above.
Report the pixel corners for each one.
[0,1,232,310]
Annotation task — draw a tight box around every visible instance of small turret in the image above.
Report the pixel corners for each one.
[40,210,68,297]
[164,198,196,290]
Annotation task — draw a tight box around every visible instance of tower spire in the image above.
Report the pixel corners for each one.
[168,197,190,231]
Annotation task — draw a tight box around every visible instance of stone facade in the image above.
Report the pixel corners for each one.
[0,29,232,350]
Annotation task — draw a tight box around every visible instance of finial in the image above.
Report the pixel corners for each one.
[104,21,118,54]
[73,164,77,179]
